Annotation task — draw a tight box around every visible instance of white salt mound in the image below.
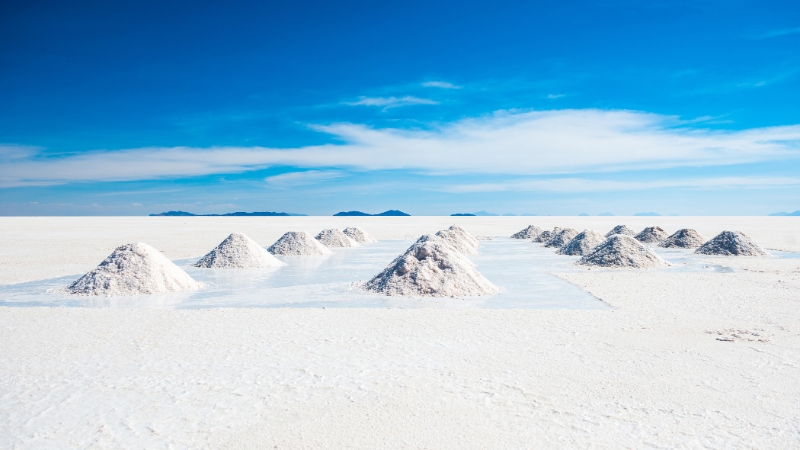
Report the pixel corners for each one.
[557,230,606,256]
[435,225,480,255]
[364,234,500,297]
[511,225,543,239]
[694,231,768,256]
[533,227,562,243]
[635,226,669,244]
[316,229,359,248]
[578,235,670,269]
[660,229,706,249]
[343,227,377,243]
[605,225,637,238]
[68,242,201,296]
[194,232,285,269]
[268,231,334,256]
[544,228,579,248]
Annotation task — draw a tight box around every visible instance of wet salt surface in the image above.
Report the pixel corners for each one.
[0,239,796,309]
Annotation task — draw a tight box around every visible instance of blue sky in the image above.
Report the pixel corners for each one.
[1,0,799,215]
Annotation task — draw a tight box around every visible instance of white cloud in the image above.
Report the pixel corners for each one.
[1,109,799,187]
[422,81,461,89]
[759,26,800,38]
[264,170,345,187]
[546,94,565,99]
[341,96,439,109]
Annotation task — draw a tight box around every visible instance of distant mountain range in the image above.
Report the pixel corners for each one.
[150,210,306,217]
[769,210,800,216]
[333,210,410,216]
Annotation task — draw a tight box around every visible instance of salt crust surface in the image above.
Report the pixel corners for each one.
[533,227,562,243]
[578,235,670,268]
[67,243,201,296]
[660,228,706,249]
[343,227,377,243]
[605,224,636,237]
[695,231,768,256]
[434,225,480,255]
[315,228,359,248]
[635,226,669,243]
[268,231,333,256]
[364,233,499,297]
[194,232,285,269]
[544,228,579,248]
[511,225,542,239]
[557,230,606,256]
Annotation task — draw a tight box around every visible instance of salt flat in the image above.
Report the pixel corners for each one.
[1,217,799,448]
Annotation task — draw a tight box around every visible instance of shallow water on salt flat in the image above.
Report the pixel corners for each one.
[0,239,793,309]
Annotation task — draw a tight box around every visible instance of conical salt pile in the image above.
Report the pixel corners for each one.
[364,234,500,297]
[435,225,480,255]
[578,235,670,268]
[694,231,768,256]
[268,231,333,256]
[343,227,377,243]
[660,229,706,249]
[635,226,669,243]
[557,230,605,256]
[316,229,359,248]
[511,225,543,239]
[68,242,202,296]
[533,227,562,243]
[605,225,636,238]
[544,228,579,248]
[194,232,285,268]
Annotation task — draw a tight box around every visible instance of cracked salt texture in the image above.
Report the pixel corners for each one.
[342,227,377,243]
[545,228,579,248]
[557,230,606,256]
[660,229,706,249]
[511,225,543,239]
[605,225,636,238]
[635,226,669,244]
[578,235,670,269]
[694,231,768,256]
[268,231,333,256]
[194,233,285,269]
[68,243,201,296]
[316,229,359,248]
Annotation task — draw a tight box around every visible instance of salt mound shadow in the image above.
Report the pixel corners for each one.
[660,229,706,249]
[343,227,377,243]
[68,242,201,296]
[578,235,670,269]
[545,228,579,248]
[533,227,562,243]
[694,231,768,256]
[364,234,500,297]
[316,229,359,248]
[557,230,605,256]
[511,225,542,239]
[435,225,480,255]
[605,225,636,238]
[268,231,334,256]
[635,226,669,243]
[194,232,285,268]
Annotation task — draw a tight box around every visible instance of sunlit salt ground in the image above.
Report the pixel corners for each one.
[0,238,795,309]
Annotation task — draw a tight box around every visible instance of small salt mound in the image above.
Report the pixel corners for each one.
[343,227,377,243]
[660,228,706,249]
[557,230,606,256]
[194,232,285,268]
[68,242,201,296]
[511,225,543,239]
[435,225,480,255]
[316,229,359,248]
[694,231,768,256]
[605,225,636,238]
[635,226,669,244]
[268,231,333,256]
[533,227,562,243]
[544,228,579,248]
[364,234,500,297]
[578,235,670,269]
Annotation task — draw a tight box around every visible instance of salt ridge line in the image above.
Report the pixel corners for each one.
[194,232,285,269]
[435,225,480,255]
[605,225,636,238]
[268,231,333,256]
[660,229,706,249]
[545,228,579,248]
[635,226,669,244]
[511,225,543,239]
[695,231,768,256]
[578,235,670,269]
[557,230,606,256]
[316,229,359,248]
[534,227,562,243]
[342,227,377,243]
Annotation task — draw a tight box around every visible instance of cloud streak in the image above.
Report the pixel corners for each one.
[422,81,461,89]
[341,96,439,109]
[1,109,799,187]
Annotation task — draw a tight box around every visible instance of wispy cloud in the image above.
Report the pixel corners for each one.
[422,81,461,89]
[264,170,345,187]
[759,26,800,38]
[341,96,439,110]
[546,94,565,99]
[1,109,799,187]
